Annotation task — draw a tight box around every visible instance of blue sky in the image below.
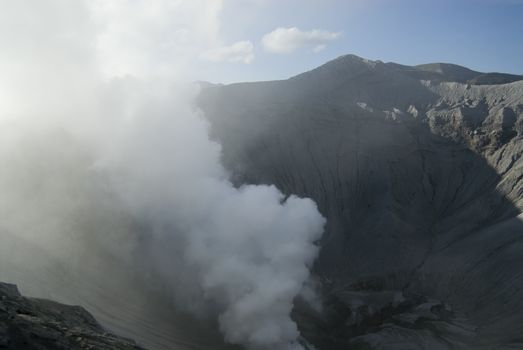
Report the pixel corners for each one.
[3,1,519,84]
[199,0,523,83]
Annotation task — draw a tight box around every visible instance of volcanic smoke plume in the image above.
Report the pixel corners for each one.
[0,1,325,349]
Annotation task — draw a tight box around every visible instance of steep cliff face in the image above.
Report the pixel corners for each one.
[198,55,523,349]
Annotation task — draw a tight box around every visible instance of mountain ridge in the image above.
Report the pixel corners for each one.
[198,54,523,349]
[201,54,523,88]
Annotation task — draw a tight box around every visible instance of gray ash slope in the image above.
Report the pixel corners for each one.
[198,55,523,350]
[0,282,144,350]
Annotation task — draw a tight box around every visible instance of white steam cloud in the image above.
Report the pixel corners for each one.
[0,1,325,350]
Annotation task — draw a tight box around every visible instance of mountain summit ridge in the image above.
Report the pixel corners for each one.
[294,54,523,86]
[199,54,523,350]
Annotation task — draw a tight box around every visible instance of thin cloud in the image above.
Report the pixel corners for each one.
[262,27,341,54]
[201,40,254,64]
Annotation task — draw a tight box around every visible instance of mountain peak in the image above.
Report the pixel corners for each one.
[333,54,381,66]
[290,53,385,84]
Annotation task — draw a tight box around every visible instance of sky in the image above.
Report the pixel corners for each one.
[191,0,523,83]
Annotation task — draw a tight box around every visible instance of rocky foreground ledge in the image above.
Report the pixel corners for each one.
[0,282,145,350]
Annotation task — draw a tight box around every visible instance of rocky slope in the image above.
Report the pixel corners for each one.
[0,234,237,350]
[198,55,523,350]
[0,282,144,350]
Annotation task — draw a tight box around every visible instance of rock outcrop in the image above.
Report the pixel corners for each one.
[198,54,523,349]
[0,282,144,350]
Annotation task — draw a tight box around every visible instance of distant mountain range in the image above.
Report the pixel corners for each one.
[390,60,523,85]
